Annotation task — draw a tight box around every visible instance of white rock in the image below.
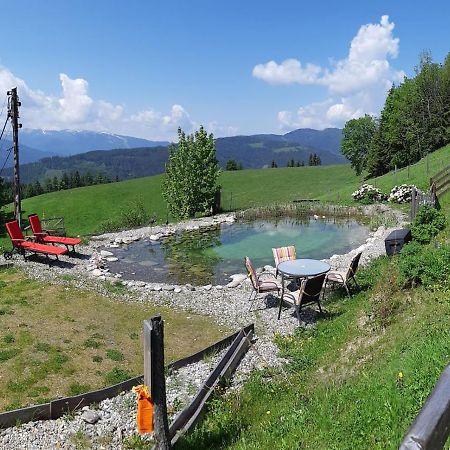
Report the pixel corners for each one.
[149,234,160,241]
[106,257,119,262]
[226,280,241,288]
[203,284,212,291]
[100,250,114,257]
[81,410,101,424]
[136,281,146,287]
[229,274,247,284]
[114,237,123,244]
[153,286,162,291]
[91,269,103,277]
[174,288,182,293]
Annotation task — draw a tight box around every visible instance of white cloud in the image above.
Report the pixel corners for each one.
[253,15,405,130]
[0,66,234,140]
[252,59,322,85]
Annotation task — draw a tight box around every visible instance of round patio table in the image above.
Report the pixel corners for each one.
[277,259,330,279]
[277,258,331,300]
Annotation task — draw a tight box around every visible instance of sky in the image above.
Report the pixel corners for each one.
[0,0,449,141]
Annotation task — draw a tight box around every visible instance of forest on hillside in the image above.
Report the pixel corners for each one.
[342,52,450,177]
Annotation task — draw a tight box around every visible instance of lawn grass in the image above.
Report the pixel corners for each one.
[175,254,450,450]
[0,267,227,412]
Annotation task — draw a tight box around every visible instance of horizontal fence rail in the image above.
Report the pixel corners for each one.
[430,164,450,198]
[400,364,450,450]
[168,324,255,446]
[0,324,254,430]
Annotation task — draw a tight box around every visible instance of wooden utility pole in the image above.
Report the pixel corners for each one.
[7,88,22,227]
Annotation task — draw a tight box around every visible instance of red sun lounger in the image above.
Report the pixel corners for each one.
[5,220,68,264]
[28,214,81,252]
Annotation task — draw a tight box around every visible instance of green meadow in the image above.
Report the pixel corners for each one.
[2,144,447,247]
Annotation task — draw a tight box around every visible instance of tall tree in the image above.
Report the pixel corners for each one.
[341,115,377,175]
[162,126,220,218]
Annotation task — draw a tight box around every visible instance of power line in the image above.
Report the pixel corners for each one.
[0,116,9,143]
[0,95,7,120]
[0,145,13,177]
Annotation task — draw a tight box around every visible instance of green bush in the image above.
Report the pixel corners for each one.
[411,206,447,244]
[399,242,450,288]
[99,199,150,232]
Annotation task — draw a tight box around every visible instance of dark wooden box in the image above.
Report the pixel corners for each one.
[385,228,412,256]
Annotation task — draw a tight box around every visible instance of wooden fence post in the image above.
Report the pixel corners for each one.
[143,320,152,390]
[149,315,171,450]
[410,187,416,222]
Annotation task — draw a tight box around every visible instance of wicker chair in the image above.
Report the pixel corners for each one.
[272,245,297,277]
[244,257,281,311]
[279,273,326,323]
[325,252,362,297]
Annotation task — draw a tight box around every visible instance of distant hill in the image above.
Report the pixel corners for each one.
[214,128,344,168]
[19,129,170,158]
[0,140,56,167]
[16,147,169,183]
[9,127,346,183]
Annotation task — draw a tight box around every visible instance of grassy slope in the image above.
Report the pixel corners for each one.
[177,258,450,450]
[3,144,448,239]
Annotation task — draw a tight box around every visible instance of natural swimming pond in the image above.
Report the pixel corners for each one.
[104,217,370,286]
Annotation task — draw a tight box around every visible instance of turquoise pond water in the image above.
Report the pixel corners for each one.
[104,218,369,285]
[105,217,370,286]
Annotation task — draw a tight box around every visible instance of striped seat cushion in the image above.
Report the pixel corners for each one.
[259,279,282,292]
[272,246,296,266]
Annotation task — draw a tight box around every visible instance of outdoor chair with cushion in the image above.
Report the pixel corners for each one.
[4,220,68,265]
[325,252,362,297]
[272,245,297,276]
[28,214,81,252]
[278,273,326,323]
[245,256,282,311]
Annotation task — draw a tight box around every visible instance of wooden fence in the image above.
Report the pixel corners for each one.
[144,316,255,449]
[400,364,450,449]
[430,164,450,199]
[410,187,435,221]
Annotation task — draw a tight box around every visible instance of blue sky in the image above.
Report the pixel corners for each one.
[0,0,448,140]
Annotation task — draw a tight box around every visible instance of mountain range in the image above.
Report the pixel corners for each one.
[1,128,346,184]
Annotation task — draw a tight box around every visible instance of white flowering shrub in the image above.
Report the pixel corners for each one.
[351,184,387,203]
[388,184,417,203]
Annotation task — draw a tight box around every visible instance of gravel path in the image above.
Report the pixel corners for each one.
[0,205,407,449]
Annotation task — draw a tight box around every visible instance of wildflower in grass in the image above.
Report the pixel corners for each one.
[398,371,403,380]
[266,410,271,415]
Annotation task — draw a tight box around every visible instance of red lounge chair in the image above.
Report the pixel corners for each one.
[28,214,81,252]
[5,220,68,264]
